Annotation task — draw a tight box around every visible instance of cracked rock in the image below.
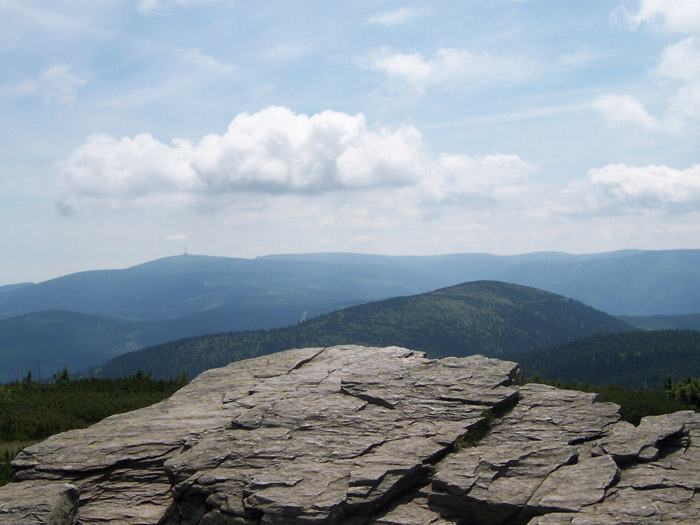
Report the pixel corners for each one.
[0,345,699,524]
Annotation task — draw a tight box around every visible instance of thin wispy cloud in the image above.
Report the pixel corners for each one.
[180,47,234,73]
[1,63,86,105]
[363,47,536,93]
[136,0,219,16]
[262,43,312,61]
[424,103,591,129]
[367,7,421,26]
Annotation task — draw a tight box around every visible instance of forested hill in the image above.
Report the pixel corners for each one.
[99,281,634,380]
[515,330,700,390]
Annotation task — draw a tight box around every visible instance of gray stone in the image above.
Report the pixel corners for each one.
[0,480,79,524]
[1,345,699,524]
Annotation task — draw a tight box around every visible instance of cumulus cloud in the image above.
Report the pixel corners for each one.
[563,163,700,215]
[0,63,86,105]
[363,47,534,93]
[56,106,537,215]
[56,107,430,212]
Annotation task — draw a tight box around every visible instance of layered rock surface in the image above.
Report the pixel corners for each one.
[1,345,699,524]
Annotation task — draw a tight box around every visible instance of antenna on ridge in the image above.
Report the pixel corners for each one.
[183,243,188,256]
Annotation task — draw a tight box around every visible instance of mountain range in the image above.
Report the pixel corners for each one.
[97,281,634,380]
[1,249,700,382]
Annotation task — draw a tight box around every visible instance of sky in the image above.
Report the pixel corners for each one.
[2,0,700,285]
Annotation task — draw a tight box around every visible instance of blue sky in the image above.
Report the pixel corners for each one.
[2,0,700,284]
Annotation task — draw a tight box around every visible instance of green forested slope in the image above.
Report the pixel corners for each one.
[516,330,700,389]
[100,281,633,379]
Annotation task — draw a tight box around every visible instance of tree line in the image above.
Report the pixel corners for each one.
[0,370,187,486]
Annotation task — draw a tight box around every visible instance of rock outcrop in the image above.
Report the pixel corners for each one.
[1,345,699,524]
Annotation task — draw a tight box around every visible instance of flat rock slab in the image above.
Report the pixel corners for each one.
[0,480,78,524]
[1,345,699,524]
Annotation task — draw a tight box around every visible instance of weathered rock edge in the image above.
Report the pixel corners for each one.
[0,345,698,524]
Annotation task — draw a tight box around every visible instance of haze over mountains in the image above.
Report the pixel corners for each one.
[1,248,699,382]
[5,250,700,321]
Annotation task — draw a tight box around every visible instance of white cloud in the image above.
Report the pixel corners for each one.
[654,36,700,81]
[563,163,700,215]
[56,106,538,215]
[0,1,110,47]
[596,11,700,134]
[629,0,700,33]
[0,63,86,105]
[364,47,534,92]
[56,107,429,212]
[180,47,234,73]
[670,81,700,122]
[591,94,659,130]
[420,153,535,205]
[367,8,420,26]
[658,38,700,127]
[136,0,216,16]
[551,48,598,71]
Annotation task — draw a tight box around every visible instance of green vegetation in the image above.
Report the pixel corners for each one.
[664,376,700,408]
[100,281,633,380]
[454,397,518,449]
[0,371,187,487]
[515,330,700,390]
[523,375,694,425]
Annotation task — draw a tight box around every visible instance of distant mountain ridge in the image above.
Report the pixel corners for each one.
[2,249,700,381]
[98,281,634,380]
[2,249,698,322]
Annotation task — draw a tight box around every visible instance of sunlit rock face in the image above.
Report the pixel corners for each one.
[1,345,699,524]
